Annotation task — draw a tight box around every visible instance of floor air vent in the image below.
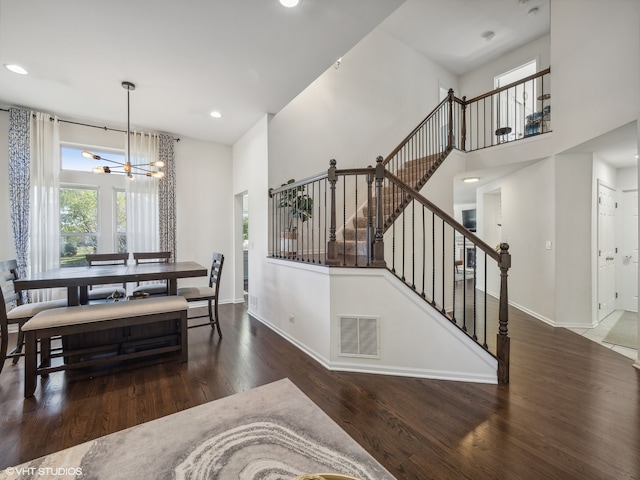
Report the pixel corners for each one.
[338,316,380,358]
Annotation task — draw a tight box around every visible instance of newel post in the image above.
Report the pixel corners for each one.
[366,166,374,266]
[372,156,386,267]
[497,242,511,385]
[447,88,454,150]
[326,159,339,266]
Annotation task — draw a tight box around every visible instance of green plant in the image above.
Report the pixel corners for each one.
[278,179,313,232]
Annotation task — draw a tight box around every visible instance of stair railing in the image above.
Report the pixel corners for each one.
[463,67,551,151]
[269,173,329,264]
[381,165,511,383]
[382,89,464,192]
[269,158,512,384]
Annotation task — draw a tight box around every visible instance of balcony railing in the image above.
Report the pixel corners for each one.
[460,68,551,151]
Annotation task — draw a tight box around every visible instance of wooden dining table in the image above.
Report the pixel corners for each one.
[14,261,208,306]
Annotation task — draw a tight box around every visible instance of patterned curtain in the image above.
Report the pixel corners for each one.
[158,134,177,261]
[8,108,31,291]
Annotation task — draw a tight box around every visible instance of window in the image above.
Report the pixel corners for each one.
[115,189,127,253]
[61,144,126,173]
[60,187,98,266]
[59,143,128,266]
[58,141,158,264]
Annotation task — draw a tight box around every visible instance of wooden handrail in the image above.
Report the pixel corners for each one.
[464,67,551,104]
[382,96,449,165]
[269,172,329,197]
[384,170,500,262]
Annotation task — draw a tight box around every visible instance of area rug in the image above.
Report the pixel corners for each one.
[0,379,394,480]
[603,311,638,350]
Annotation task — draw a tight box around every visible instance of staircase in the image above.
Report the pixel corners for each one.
[269,84,517,384]
[338,151,450,258]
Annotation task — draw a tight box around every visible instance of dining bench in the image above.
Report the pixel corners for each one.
[22,296,188,397]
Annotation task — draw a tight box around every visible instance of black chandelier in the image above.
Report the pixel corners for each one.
[84,81,164,179]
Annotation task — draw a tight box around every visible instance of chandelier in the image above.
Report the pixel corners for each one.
[84,81,164,179]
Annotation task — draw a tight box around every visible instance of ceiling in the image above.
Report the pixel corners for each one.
[378,0,550,76]
[0,0,635,188]
[0,0,552,146]
[0,0,404,145]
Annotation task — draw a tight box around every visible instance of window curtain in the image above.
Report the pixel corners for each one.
[29,112,61,302]
[8,108,31,298]
[158,134,177,261]
[126,131,160,253]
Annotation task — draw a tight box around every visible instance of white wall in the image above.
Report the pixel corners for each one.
[551,0,640,154]
[233,115,270,306]
[554,154,594,327]
[175,136,234,303]
[268,27,458,185]
[477,157,556,323]
[329,268,497,382]
[459,34,551,99]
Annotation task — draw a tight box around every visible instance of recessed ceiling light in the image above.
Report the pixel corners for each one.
[210,111,223,119]
[528,7,539,16]
[4,64,28,75]
[481,31,495,42]
[463,177,480,183]
[279,0,300,7]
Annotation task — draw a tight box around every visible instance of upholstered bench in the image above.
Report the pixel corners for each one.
[22,296,188,397]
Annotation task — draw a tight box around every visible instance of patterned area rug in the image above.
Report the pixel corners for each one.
[0,379,395,480]
[603,311,638,350]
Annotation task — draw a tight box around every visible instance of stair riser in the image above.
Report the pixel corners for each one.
[336,241,369,256]
[344,228,370,240]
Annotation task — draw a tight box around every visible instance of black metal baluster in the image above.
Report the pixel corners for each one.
[367,169,373,267]
[401,185,406,282]
[431,211,435,306]
[483,251,488,349]
[422,205,426,298]
[440,218,446,315]
[343,175,346,266]
[354,175,359,267]
[411,197,415,290]
[452,228,457,324]
[473,245,478,341]
[462,235,467,332]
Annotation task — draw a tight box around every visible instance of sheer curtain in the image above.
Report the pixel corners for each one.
[30,112,61,302]
[126,131,160,253]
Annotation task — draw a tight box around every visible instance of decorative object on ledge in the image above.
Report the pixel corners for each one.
[495,126,512,143]
[84,81,164,180]
[277,178,314,256]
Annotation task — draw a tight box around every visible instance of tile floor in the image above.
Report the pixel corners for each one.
[567,309,638,361]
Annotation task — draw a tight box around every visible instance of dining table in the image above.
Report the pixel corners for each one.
[13,261,208,306]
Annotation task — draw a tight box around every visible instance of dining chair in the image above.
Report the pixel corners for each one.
[0,259,67,372]
[131,251,172,297]
[177,253,224,338]
[86,253,128,302]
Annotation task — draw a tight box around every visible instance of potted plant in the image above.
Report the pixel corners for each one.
[278,179,313,255]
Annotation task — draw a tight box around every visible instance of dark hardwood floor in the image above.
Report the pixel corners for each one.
[1,300,639,479]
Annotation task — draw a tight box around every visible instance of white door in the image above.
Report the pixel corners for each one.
[597,183,616,321]
[619,190,638,312]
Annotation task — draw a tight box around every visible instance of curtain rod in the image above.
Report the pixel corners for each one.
[0,107,180,142]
